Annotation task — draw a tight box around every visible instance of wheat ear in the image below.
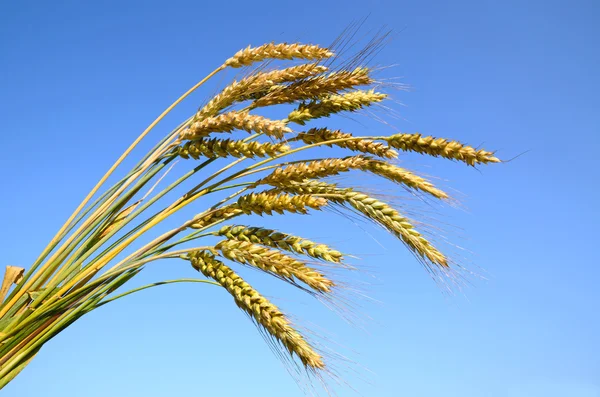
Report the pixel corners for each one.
[252,68,372,108]
[292,128,398,159]
[333,191,447,267]
[386,133,500,166]
[366,161,448,199]
[214,240,334,293]
[277,181,447,268]
[190,192,328,230]
[218,225,343,263]
[198,64,328,119]
[224,43,333,68]
[181,111,291,140]
[257,156,372,186]
[189,251,324,369]
[288,89,386,125]
[176,138,290,159]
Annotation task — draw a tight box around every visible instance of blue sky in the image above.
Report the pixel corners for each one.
[1,1,599,396]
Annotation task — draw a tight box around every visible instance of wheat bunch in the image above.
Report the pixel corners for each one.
[0,35,501,393]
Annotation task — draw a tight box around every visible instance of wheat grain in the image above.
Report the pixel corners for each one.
[189,250,324,368]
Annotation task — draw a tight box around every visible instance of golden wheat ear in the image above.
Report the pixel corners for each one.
[224,43,334,68]
[189,251,325,369]
[386,133,500,165]
[176,138,290,159]
[216,225,344,263]
[181,111,291,140]
[288,89,387,125]
[292,128,398,159]
[198,63,329,119]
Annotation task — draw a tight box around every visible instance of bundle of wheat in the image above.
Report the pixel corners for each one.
[0,36,500,391]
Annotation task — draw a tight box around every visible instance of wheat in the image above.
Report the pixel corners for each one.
[217,225,343,263]
[236,64,328,102]
[386,133,500,166]
[176,138,290,159]
[224,43,333,68]
[288,89,386,125]
[189,250,324,368]
[214,240,334,293]
[198,64,328,119]
[293,128,398,158]
[366,161,448,199]
[190,206,243,229]
[252,68,372,108]
[277,181,447,267]
[258,156,371,186]
[276,179,343,195]
[190,192,327,230]
[236,192,327,215]
[181,111,291,140]
[2,35,502,392]
[332,191,447,267]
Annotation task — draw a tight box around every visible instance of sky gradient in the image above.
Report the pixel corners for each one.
[1,1,599,396]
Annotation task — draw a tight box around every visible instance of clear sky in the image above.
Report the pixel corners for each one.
[1,1,599,396]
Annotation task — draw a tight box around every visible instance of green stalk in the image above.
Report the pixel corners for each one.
[95,278,219,308]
